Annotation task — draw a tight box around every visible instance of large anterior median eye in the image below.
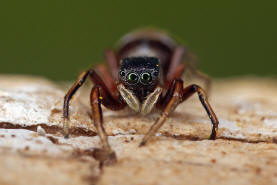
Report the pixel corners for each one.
[127,72,139,84]
[141,72,152,84]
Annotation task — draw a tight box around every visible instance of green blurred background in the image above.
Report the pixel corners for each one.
[0,1,276,81]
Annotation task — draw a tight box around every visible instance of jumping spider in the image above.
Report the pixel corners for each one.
[63,29,219,164]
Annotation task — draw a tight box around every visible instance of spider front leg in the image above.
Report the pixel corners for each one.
[63,68,126,164]
[139,80,183,146]
[90,86,116,163]
[89,83,126,164]
[63,67,122,136]
[139,79,219,146]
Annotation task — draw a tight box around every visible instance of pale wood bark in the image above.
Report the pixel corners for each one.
[0,75,276,185]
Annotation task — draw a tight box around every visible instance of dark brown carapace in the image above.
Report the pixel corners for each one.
[63,28,219,164]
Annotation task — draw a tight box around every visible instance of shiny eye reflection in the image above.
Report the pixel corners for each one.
[127,73,139,84]
[141,72,152,84]
[120,71,125,77]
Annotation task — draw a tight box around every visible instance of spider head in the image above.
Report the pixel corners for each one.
[119,56,161,100]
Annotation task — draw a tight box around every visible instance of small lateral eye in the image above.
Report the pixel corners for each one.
[120,71,125,77]
[141,72,152,84]
[127,73,138,84]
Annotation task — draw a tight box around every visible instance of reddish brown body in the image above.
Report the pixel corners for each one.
[63,29,219,165]
[117,30,176,72]
[116,30,195,87]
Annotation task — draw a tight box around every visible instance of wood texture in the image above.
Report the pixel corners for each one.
[0,75,276,185]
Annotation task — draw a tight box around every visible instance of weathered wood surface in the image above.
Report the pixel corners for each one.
[0,75,276,185]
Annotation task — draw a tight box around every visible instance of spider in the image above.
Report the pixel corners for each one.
[63,28,219,164]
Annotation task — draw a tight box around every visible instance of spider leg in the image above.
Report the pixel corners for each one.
[165,63,184,89]
[181,83,218,139]
[185,62,211,95]
[63,70,91,138]
[105,49,119,81]
[95,64,118,97]
[63,68,123,137]
[140,80,183,146]
[63,68,126,164]
[140,79,219,146]
[166,46,185,82]
[166,45,211,95]
[89,82,125,164]
[90,86,117,164]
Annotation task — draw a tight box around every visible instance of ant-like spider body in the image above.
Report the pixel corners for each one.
[63,29,219,164]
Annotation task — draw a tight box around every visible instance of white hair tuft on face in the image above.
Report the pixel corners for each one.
[141,87,162,115]
[118,84,162,115]
[118,84,140,113]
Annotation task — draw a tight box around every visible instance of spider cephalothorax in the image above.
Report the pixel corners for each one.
[118,56,162,114]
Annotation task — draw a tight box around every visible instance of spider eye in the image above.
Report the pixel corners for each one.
[127,73,138,84]
[141,72,152,84]
[120,71,125,77]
